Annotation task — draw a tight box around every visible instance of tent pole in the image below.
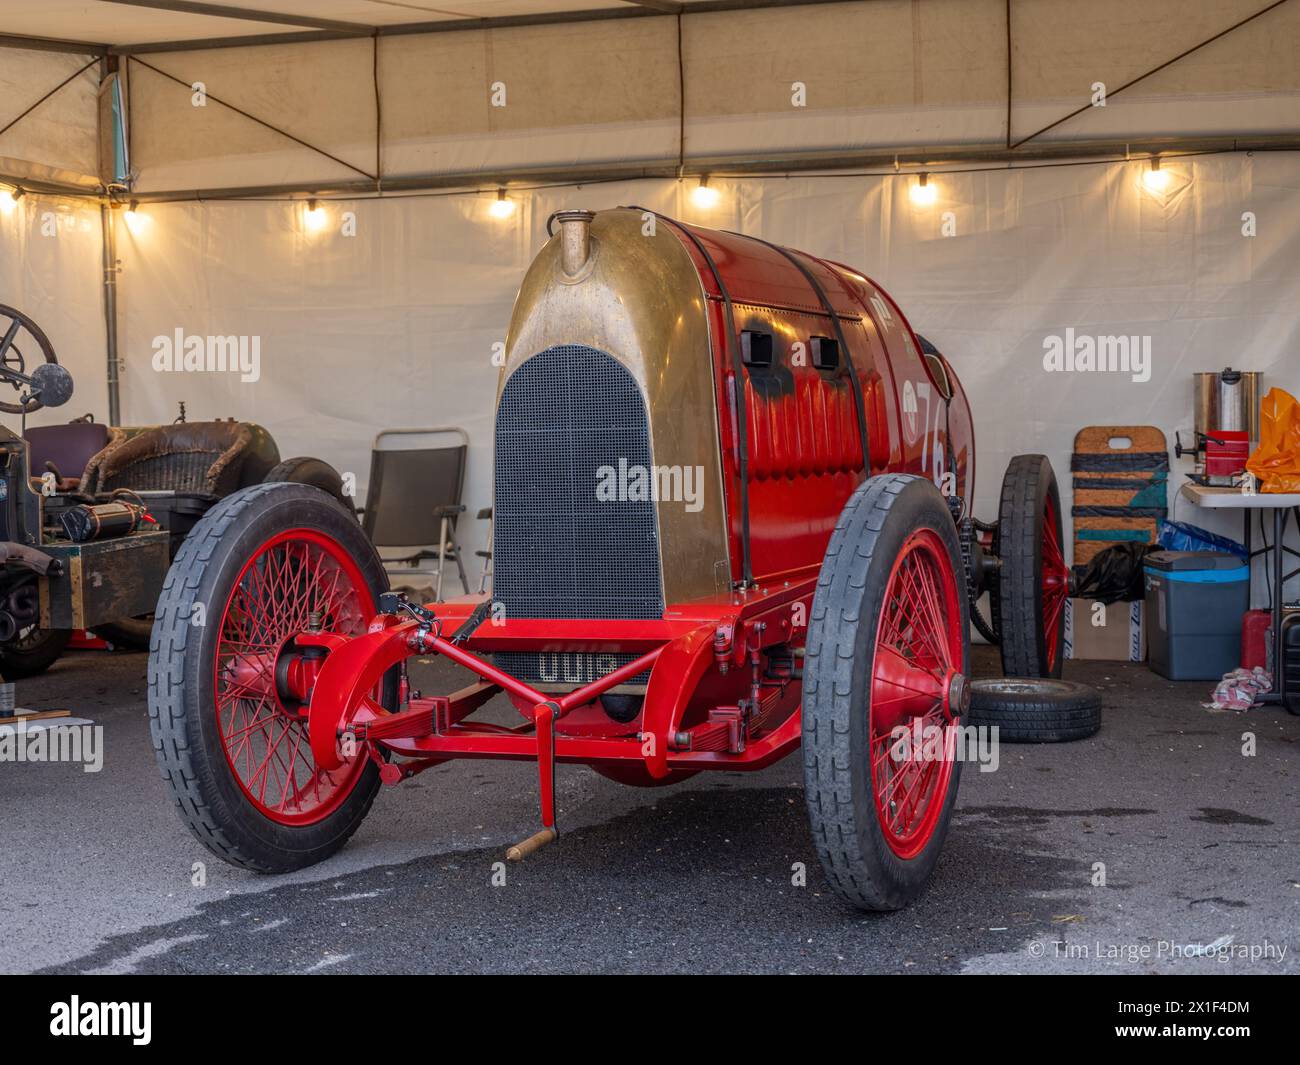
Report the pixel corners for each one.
[100,203,121,426]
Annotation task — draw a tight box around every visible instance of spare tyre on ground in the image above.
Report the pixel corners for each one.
[968,678,1102,743]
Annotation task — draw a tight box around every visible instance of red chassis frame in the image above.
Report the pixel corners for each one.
[289,577,814,854]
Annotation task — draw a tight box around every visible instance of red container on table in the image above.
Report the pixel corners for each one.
[1206,430,1250,479]
[1241,609,1270,670]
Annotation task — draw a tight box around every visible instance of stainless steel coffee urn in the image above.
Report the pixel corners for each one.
[1193,367,1261,443]
[1177,367,1262,485]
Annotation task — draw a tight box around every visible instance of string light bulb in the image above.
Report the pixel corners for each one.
[123,198,151,234]
[1142,157,1170,193]
[0,187,23,213]
[303,197,328,231]
[489,188,516,218]
[909,172,937,207]
[691,176,719,209]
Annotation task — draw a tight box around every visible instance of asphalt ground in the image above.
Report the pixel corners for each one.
[1,645,1295,975]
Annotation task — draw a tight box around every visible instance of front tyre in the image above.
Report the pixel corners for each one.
[148,483,394,873]
[803,475,970,911]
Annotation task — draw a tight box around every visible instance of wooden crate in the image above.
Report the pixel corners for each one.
[38,530,170,630]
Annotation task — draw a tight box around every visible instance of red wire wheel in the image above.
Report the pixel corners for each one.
[803,475,969,912]
[868,528,965,859]
[214,529,374,826]
[996,454,1067,678]
[149,483,396,873]
[1039,494,1070,672]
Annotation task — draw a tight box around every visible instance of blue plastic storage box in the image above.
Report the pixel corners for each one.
[1143,551,1249,681]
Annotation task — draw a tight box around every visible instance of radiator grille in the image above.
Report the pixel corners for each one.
[493,344,663,622]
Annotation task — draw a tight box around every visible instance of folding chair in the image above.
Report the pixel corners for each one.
[360,427,471,601]
[476,505,493,594]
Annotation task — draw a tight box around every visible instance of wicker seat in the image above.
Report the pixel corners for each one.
[80,420,280,496]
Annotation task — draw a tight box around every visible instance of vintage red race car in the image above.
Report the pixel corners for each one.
[148,207,1068,911]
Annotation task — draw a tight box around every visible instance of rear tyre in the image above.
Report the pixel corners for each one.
[803,475,970,911]
[996,454,1068,678]
[969,678,1101,742]
[263,457,351,510]
[94,617,153,651]
[148,482,395,873]
[0,626,72,678]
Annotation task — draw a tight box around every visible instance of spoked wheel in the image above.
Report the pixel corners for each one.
[0,304,59,414]
[995,454,1068,678]
[149,483,396,873]
[804,475,970,911]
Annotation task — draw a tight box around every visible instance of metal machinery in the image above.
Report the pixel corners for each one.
[0,304,350,678]
[0,305,170,675]
[148,209,1067,910]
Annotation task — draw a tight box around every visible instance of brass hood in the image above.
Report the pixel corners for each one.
[499,207,731,606]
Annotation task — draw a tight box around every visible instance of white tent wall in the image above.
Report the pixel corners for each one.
[114,151,1300,599]
[0,192,107,428]
[0,45,105,427]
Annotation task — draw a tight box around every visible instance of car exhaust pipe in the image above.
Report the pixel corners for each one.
[554,209,596,281]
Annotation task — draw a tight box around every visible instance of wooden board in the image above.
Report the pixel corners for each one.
[1070,425,1169,569]
[0,709,71,723]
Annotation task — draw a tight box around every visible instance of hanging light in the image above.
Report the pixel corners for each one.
[123,198,151,234]
[909,172,937,207]
[691,176,719,209]
[303,197,329,231]
[1142,157,1170,193]
[489,188,516,219]
[0,187,23,213]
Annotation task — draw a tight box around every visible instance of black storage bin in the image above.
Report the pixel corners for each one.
[1143,551,1249,681]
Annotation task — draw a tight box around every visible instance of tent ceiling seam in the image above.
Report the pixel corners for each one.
[8,138,1300,204]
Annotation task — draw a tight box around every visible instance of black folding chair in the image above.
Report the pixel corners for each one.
[360,428,471,601]
[475,505,493,594]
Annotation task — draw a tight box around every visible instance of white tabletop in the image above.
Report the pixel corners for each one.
[1179,482,1300,509]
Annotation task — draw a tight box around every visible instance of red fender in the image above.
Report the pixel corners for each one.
[640,623,717,779]
[307,622,418,770]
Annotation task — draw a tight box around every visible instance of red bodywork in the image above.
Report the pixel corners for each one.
[297,217,977,839]
[680,228,975,578]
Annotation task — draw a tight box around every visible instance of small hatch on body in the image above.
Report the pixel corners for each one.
[810,335,840,371]
[741,330,773,368]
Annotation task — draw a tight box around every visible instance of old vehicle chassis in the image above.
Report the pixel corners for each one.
[150,207,1065,910]
[306,580,815,840]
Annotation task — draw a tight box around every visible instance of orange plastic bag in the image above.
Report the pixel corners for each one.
[1246,387,1300,493]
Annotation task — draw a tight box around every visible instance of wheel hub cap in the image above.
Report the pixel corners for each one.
[944,671,970,721]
